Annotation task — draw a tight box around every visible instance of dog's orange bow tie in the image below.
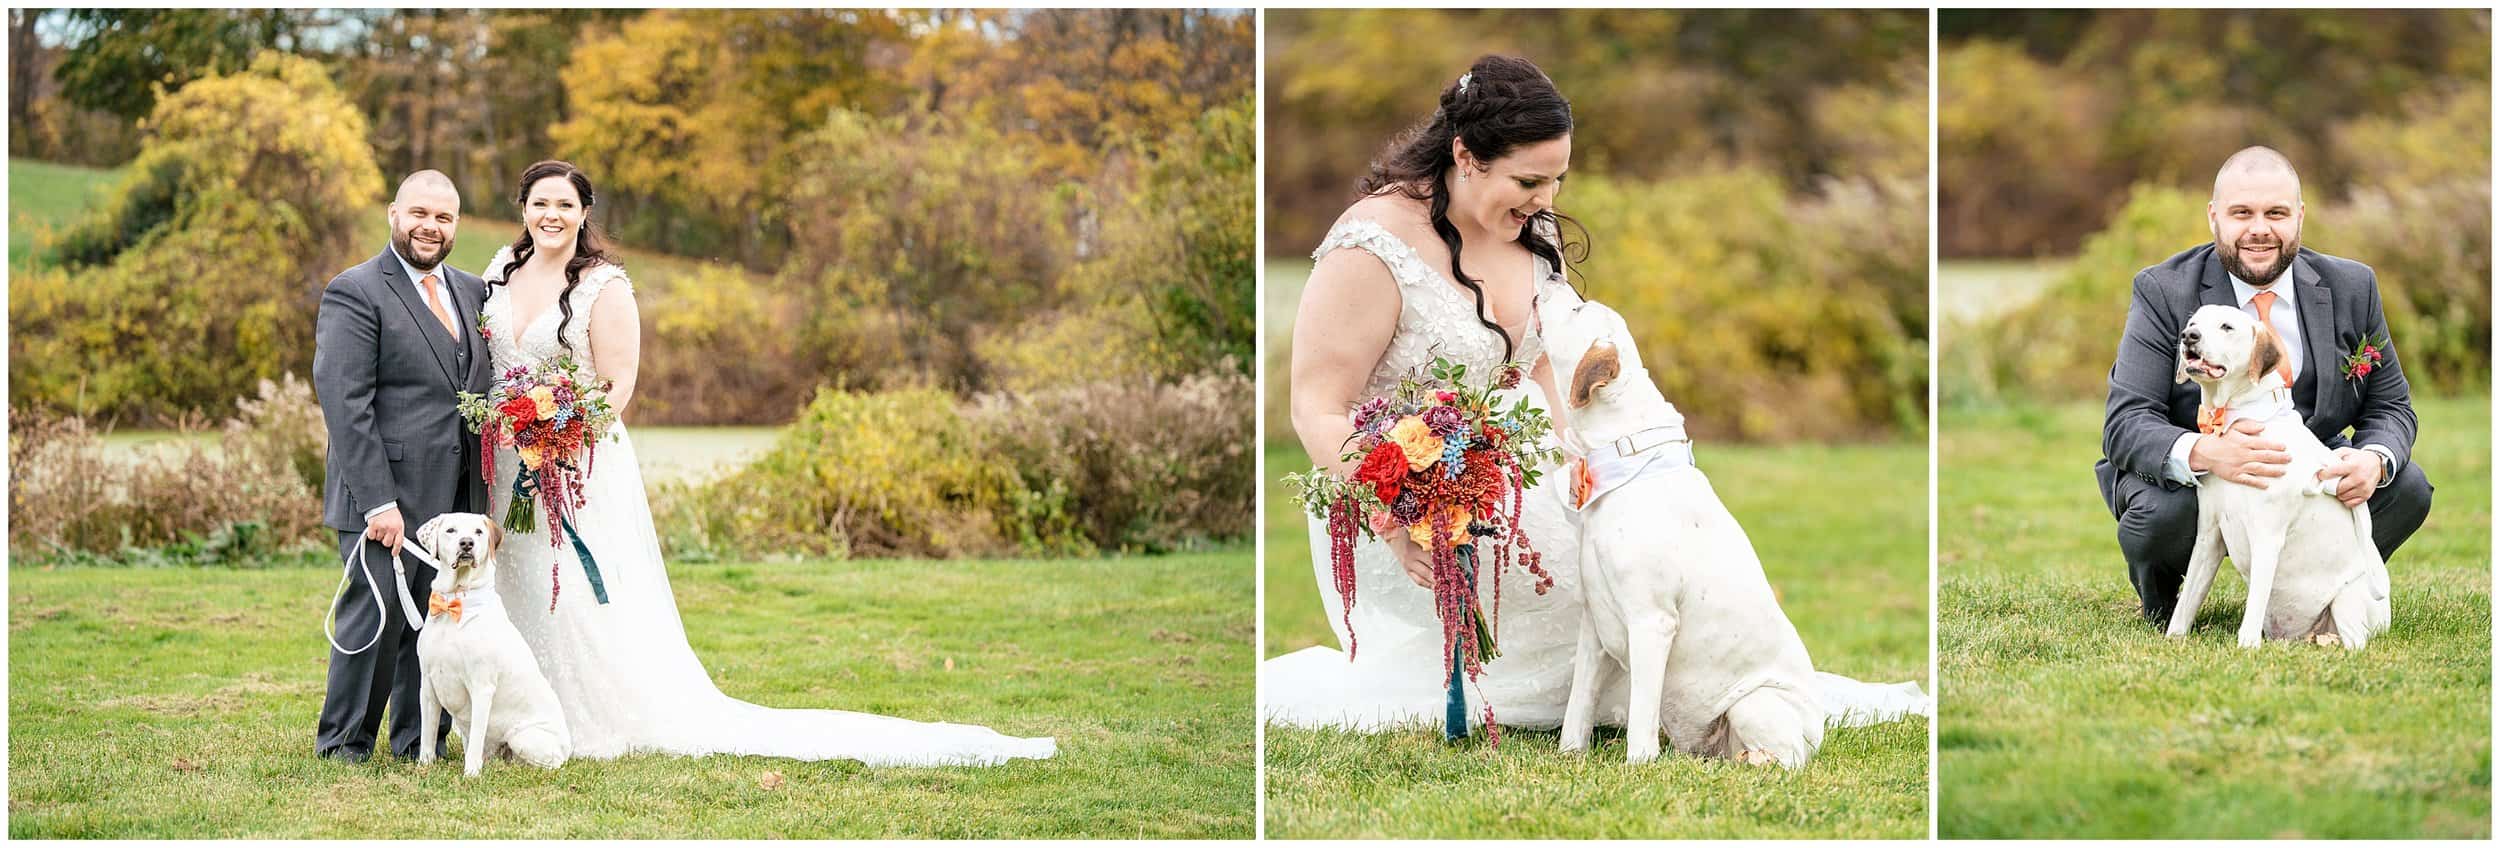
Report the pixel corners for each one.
[1570,457,1597,509]
[2197,405,2228,436]
[429,593,463,622]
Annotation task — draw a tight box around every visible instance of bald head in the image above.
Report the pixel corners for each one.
[2212,146,2300,202]
[394,170,460,208]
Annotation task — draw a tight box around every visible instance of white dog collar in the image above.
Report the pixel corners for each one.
[1572,429,1696,512]
[2217,386,2299,431]
[1609,424,1689,458]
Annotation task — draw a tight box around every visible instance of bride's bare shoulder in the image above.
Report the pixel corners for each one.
[1332,190,1432,236]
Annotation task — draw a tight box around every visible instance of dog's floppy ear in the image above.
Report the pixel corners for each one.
[1570,340,1621,408]
[412,513,449,559]
[2175,341,2191,385]
[2251,323,2286,383]
[424,516,457,596]
[487,521,504,563]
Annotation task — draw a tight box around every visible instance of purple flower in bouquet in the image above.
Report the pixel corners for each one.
[1351,396,1395,433]
[1391,490,1424,523]
[1422,405,1466,437]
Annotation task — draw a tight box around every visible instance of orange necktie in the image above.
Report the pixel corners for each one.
[419,273,458,339]
[2251,290,2277,323]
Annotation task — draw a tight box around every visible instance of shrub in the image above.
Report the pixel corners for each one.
[10,53,382,424]
[659,386,1021,560]
[226,373,327,494]
[973,370,1254,554]
[652,374,1255,561]
[9,375,329,561]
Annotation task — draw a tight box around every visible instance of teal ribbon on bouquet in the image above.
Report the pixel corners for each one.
[509,466,609,605]
[1445,545,1480,743]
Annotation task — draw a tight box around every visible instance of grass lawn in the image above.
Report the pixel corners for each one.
[9,551,1253,838]
[1262,438,1931,839]
[8,159,119,268]
[1937,396,2490,839]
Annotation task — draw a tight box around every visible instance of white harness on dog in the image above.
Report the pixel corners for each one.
[324,538,440,655]
[1571,424,1697,512]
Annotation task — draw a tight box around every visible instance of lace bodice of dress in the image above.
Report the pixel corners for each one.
[1311,218,1568,396]
[479,244,633,374]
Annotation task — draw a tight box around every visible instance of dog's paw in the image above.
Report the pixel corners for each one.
[1736,749,1780,767]
[2236,630,2265,649]
[1625,741,1661,765]
[2311,632,2342,648]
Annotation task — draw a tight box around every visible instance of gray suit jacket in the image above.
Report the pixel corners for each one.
[314,247,493,531]
[2100,244,2418,491]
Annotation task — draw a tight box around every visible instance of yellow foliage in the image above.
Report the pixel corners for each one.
[12,53,382,422]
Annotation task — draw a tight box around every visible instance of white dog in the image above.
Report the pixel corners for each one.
[2168,303,2391,649]
[413,513,571,775]
[1535,293,1824,767]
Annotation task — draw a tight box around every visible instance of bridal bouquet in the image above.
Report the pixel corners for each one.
[1283,357,1560,743]
[457,354,618,607]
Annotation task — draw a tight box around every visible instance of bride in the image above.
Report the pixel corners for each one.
[478,160,1054,766]
[1262,56,1928,738]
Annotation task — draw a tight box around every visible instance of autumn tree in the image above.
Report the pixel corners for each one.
[12,54,383,422]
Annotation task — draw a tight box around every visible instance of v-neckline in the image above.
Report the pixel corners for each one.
[500,273,565,341]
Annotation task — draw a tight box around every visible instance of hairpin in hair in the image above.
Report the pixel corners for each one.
[1457,72,1472,93]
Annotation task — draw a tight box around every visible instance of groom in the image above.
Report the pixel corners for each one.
[2096,146,2433,628]
[312,170,493,761]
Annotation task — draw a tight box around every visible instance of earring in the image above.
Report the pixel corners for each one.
[1459,171,1469,183]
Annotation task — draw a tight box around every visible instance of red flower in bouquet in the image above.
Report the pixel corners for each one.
[498,396,539,432]
[1352,442,1408,502]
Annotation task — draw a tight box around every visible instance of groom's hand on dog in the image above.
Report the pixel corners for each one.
[1387,534,1434,589]
[2319,447,2383,508]
[2190,418,2291,486]
[365,507,407,554]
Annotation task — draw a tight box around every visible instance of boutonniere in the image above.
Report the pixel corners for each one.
[2338,333,2388,382]
[476,309,494,342]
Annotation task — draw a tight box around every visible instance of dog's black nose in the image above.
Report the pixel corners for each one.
[2180,327,2202,345]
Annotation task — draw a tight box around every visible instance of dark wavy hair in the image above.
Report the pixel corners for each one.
[497,160,612,356]
[1358,55,1588,362]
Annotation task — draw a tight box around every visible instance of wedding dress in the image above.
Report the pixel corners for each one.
[479,245,1055,766]
[1260,219,1930,733]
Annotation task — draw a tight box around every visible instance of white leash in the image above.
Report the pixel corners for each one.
[323,537,441,655]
